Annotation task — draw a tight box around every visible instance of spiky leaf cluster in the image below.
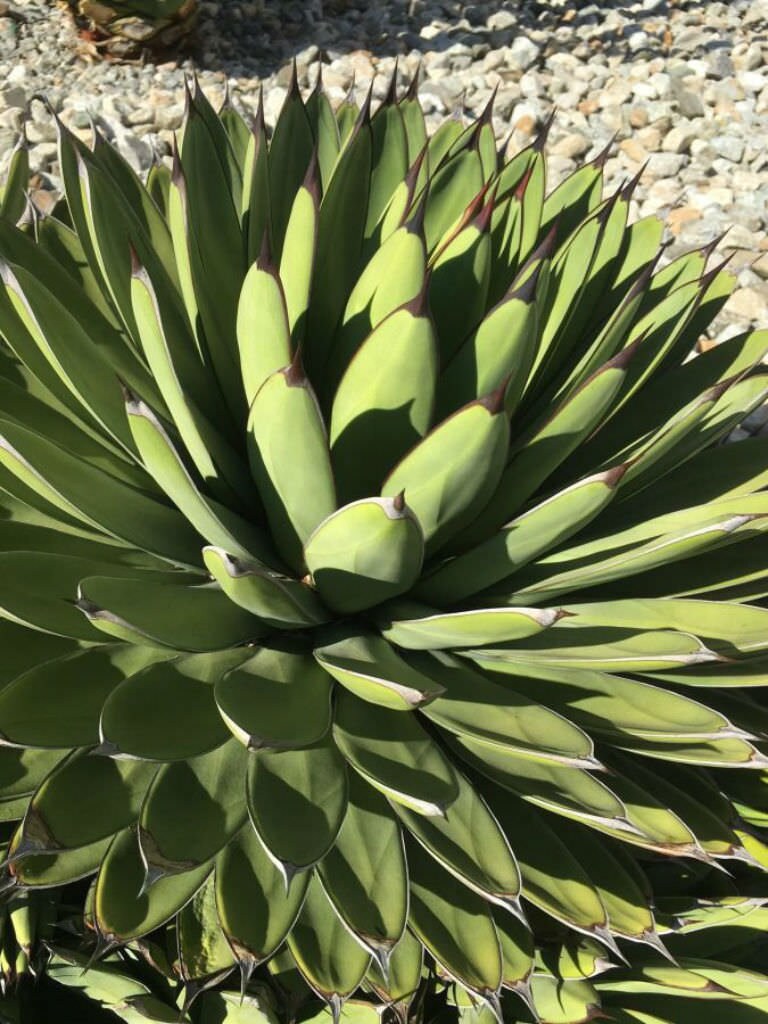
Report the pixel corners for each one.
[0,73,767,1023]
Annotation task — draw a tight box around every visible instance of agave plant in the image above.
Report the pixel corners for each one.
[0,72,767,1023]
[62,0,198,60]
[33,897,768,1022]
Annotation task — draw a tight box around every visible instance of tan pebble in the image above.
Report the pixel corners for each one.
[697,337,719,352]
[629,106,649,128]
[578,98,600,116]
[752,253,768,281]
[30,190,57,216]
[667,206,702,235]
[728,287,768,322]
[637,126,662,149]
[619,138,649,163]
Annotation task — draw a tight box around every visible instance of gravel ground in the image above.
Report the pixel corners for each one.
[0,0,766,430]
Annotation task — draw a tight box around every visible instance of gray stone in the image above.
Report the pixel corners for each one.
[646,152,687,177]
[0,107,22,130]
[673,88,706,118]
[125,105,155,127]
[706,51,734,79]
[728,426,752,443]
[0,86,25,110]
[743,404,768,434]
[711,135,746,162]
[668,62,696,78]
[0,129,17,163]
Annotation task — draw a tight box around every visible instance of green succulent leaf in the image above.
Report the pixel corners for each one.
[287,872,371,1005]
[314,630,445,710]
[407,837,503,998]
[304,496,424,614]
[247,733,348,877]
[215,822,309,966]
[318,772,408,959]
[0,76,766,1024]
[333,688,459,816]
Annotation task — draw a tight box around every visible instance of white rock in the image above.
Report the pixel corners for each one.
[627,30,650,53]
[632,81,658,100]
[650,72,672,97]
[111,124,153,174]
[642,178,682,213]
[487,11,516,32]
[687,186,735,211]
[6,64,28,85]
[482,49,506,73]
[546,154,577,183]
[25,120,56,145]
[507,36,541,73]
[739,71,767,93]
[263,87,287,126]
[519,71,543,97]
[711,135,746,162]
[723,225,762,250]
[740,42,765,71]
[509,101,542,130]
[154,102,185,131]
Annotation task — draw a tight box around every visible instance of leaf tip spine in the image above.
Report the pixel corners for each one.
[284,346,308,388]
[478,376,509,416]
[532,107,557,152]
[601,462,630,488]
[288,56,301,98]
[591,132,616,169]
[403,63,421,103]
[506,258,543,305]
[382,57,399,107]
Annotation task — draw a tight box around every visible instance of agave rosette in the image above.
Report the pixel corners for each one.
[0,71,767,1020]
[34,897,768,1023]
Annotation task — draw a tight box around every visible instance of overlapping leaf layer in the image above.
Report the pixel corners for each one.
[0,73,767,1023]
